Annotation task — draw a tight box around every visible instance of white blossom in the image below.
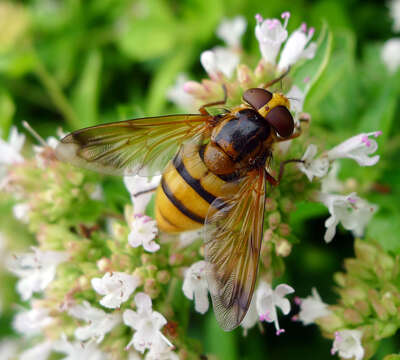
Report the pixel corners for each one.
[286,85,305,123]
[381,38,400,73]
[297,288,331,325]
[256,281,294,335]
[13,306,54,336]
[240,296,258,333]
[12,202,30,223]
[319,192,378,243]
[278,23,316,71]
[7,247,68,300]
[216,16,247,48]
[321,162,344,194]
[68,301,121,342]
[327,131,381,166]
[166,73,195,111]
[20,341,53,360]
[255,12,289,65]
[128,214,159,252]
[0,339,18,360]
[297,144,329,181]
[124,174,161,215]
[331,329,364,360]
[123,292,172,354]
[182,260,209,314]
[0,126,25,166]
[54,336,107,360]
[200,47,240,79]
[389,0,400,32]
[91,272,140,309]
[145,341,179,360]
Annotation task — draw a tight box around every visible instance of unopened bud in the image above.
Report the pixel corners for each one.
[280,198,295,213]
[157,270,171,284]
[78,276,89,288]
[97,257,111,272]
[354,239,376,264]
[275,238,292,257]
[278,223,291,237]
[265,198,277,212]
[169,253,184,266]
[144,278,160,299]
[263,229,274,242]
[237,64,252,86]
[141,254,152,265]
[268,211,281,229]
[343,309,363,325]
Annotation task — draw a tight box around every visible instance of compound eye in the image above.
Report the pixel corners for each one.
[242,88,273,110]
[265,106,294,138]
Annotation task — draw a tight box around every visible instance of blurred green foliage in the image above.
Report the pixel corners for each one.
[1,0,400,359]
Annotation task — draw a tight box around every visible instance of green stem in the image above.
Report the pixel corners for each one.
[33,54,80,129]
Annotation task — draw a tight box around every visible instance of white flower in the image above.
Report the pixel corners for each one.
[123,292,172,354]
[20,341,53,360]
[145,340,179,360]
[182,260,209,314]
[297,144,329,181]
[0,339,18,360]
[240,296,258,333]
[128,214,159,252]
[216,16,247,48]
[54,336,107,360]
[389,0,400,32]
[124,175,161,215]
[179,228,202,248]
[0,126,25,166]
[256,281,294,335]
[278,23,316,71]
[286,85,305,122]
[200,47,240,79]
[319,192,378,243]
[68,301,121,343]
[321,162,344,194]
[166,73,195,111]
[297,288,331,325]
[12,202,30,223]
[6,247,68,300]
[91,272,140,309]
[381,38,400,73]
[13,306,54,336]
[255,12,290,65]
[331,329,364,360]
[327,131,381,166]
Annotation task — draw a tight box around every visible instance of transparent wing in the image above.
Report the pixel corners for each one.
[204,168,266,331]
[55,114,211,176]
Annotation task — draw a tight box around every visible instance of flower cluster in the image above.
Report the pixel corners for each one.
[0,10,387,360]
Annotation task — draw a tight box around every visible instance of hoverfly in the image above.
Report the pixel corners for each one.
[55,74,304,331]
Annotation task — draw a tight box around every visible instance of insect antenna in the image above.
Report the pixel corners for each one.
[22,121,47,146]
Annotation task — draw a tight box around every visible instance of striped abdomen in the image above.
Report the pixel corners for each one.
[155,144,239,233]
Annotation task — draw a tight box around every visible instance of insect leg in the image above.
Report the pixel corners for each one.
[265,159,304,186]
[262,67,291,89]
[132,186,158,197]
[199,84,228,115]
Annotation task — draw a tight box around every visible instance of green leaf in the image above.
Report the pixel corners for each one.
[0,89,15,136]
[367,213,400,254]
[291,22,333,97]
[145,48,193,114]
[384,355,400,360]
[72,49,102,127]
[204,313,239,360]
[357,77,397,146]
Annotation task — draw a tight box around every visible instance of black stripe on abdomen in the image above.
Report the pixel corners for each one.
[161,178,205,224]
[173,152,226,210]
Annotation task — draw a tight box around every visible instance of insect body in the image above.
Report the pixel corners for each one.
[56,86,301,331]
